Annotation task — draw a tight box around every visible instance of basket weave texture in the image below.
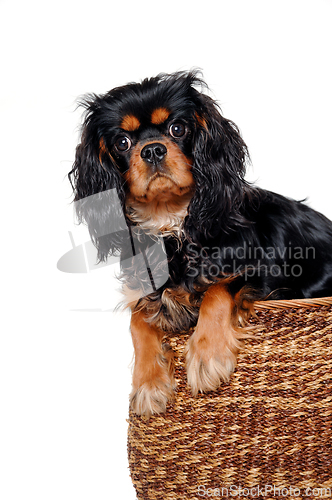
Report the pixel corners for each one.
[127,298,332,499]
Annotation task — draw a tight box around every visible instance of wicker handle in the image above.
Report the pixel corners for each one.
[255,296,332,310]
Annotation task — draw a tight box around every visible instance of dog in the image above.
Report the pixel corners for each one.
[69,70,332,417]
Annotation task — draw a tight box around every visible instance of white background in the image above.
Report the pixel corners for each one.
[1,0,331,498]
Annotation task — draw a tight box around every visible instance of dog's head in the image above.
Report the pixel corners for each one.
[69,71,250,259]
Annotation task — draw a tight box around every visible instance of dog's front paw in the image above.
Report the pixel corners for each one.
[185,326,241,396]
[130,379,175,417]
[130,345,175,417]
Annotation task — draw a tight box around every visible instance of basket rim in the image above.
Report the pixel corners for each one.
[255,296,332,310]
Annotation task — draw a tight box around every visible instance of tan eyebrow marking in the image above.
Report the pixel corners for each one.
[151,107,170,125]
[121,114,141,131]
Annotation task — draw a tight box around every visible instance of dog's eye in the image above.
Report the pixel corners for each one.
[169,122,186,138]
[114,136,132,153]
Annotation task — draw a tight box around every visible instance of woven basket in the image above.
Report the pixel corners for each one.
[127,298,332,499]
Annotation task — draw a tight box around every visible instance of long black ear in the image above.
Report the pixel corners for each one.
[185,93,251,241]
[68,108,127,261]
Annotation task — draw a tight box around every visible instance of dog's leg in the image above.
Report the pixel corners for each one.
[186,283,251,395]
[130,309,175,417]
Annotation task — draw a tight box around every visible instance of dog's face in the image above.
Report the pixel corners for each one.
[91,73,216,210]
[70,71,249,259]
[107,100,196,204]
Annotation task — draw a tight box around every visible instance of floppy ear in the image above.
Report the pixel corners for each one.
[68,121,127,261]
[185,93,250,241]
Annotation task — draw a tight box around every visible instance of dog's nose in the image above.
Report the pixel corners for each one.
[141,143,167,164]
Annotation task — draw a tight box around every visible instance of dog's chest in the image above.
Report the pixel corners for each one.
[121,238,203,332]
[137,286,202,333]
[126,195,191,235]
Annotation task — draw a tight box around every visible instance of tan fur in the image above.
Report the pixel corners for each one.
[195,111,208,129]
[130,309,175,417]
[129,283,254,415]
[99,138,108,164]
[125,137,194,234]
[125,137,194,203]
[136,287,202,333]
[151,107,170,125]
[121,114,140,131]
[185,283,252,396]
[126,190,193,236]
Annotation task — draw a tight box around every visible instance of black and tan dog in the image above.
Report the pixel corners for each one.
[69,71,332,416]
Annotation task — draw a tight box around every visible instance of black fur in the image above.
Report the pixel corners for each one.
[69,70,332,331]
